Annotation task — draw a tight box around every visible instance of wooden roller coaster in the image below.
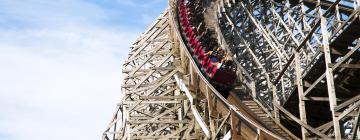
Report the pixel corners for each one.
[103,0,360,139]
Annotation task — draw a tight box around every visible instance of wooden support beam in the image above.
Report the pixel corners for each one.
[131,136,181,139]
[174,74,210,138]
[321,13,342,139]
[335,94,360,111]
[273,0,343,85]
[337,100,360,120]
[128,120,190,124]
[303,96,341,101]
[191,105,211,138]
[351,110,360,140]
[160,124,191,140]
[139,95,187,100]
[315,121,333,133]
[130,105,179,132]
[132,50,175,89]
[335,111,359,117]
[222,131,232,140]
[273,103,331,139]
[303,42,360,97]
[331,63,360,69]
[212,112,231,140]
[122,100,181,104]
[295,51,309,139]
[230,110,241,140]
[127,68,179,112]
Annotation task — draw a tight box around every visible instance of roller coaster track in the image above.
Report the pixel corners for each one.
[103,0,360,139]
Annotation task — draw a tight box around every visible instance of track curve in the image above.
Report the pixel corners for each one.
[169,0,294,139]
[103,0,360,139]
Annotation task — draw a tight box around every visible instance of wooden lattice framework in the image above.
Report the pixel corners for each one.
[103,0,360,139]
[217,0,360,139]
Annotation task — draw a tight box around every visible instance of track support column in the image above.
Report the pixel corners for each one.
[295,51,308,139]
[320,15,341,140]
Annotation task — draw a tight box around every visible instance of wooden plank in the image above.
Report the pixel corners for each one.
[128,18,169,60]
[351,110,360,140]
[191,105,211,138]
[174,74,194,103]
[124,41,168,64]
[273,0,343,85]
[221,131,231,140]
[302,96,340,101]
[295,51,308,140]
[212,112,231,140]
[160,124,191,140]
[315,121,333,132]
[337,100,360,119]
[122,100,181,104]
[320,14,341,140]
[335,94,360,111]
[132,136,181,139]
[139,95,187,100]
[206,86,216,139]
[230,111,241,140]
[127,68,180,112]
[333,63,360,68]
[273,103,331,139]
[128,120,189,124]
[174,74,210,137]
[132,50,175,89]
[130,105,179,132]
[304,42,360,97]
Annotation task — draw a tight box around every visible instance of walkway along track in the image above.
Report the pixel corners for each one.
[103,0,360,139]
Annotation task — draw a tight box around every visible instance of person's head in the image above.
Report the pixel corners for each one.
[213,47,217,51]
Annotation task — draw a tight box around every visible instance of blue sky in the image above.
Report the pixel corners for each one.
[0,0,167,139]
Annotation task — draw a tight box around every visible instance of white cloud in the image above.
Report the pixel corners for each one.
[0,0,146,140]
[0,24,138,140]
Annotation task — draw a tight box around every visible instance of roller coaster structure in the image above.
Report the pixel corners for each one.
[103,0,360,139]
